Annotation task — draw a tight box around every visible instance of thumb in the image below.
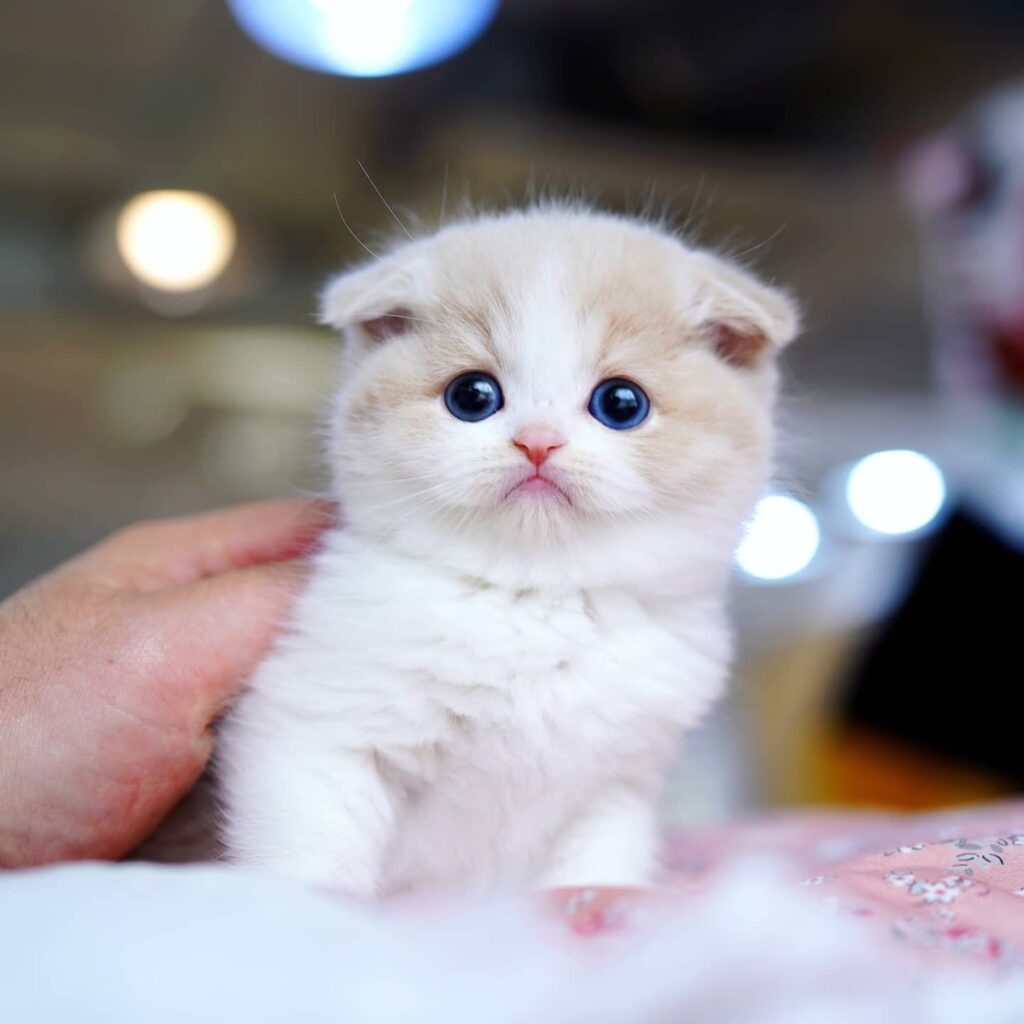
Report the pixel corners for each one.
[152,559,307,723]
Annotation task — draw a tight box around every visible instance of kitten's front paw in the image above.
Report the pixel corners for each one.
[544,886,663,936]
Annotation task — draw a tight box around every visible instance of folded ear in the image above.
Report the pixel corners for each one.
[318,258,417,343]
[690,252,801,369]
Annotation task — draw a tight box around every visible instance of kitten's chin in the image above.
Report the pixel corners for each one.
[367,501,737,593]
[503,475,573,506]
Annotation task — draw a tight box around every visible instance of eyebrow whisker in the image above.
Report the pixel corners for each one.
[730,223,788,263]
[358,159,415,242]
[333,191,381,261]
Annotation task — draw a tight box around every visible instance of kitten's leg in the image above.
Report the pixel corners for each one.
[222,744,396,899]
[541,786,659,889]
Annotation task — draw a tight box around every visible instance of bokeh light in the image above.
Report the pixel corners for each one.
[115,191,236,293]
[226,0,500,78]
[846,449,946,536]
[736,495,821,581]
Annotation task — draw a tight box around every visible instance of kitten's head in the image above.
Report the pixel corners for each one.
[321,208,798,586]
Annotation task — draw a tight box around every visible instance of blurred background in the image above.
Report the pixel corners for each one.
[2,0,1021,823]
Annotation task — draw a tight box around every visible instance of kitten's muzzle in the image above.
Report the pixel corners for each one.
[512,428,566,467]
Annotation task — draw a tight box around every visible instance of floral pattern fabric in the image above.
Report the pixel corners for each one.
[551,801,1024,971]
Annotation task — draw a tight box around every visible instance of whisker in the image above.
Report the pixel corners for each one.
[359,310,444,328]
[358,159,414,242]
[388,496,451,531]
[365,483,453,513]
[730,223,788,263]
[333,192,381,261]
[678,175,704,240]
[678,175,716,244]
[263,374,337,406]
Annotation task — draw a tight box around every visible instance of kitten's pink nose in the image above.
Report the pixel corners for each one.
[513,429,566,467]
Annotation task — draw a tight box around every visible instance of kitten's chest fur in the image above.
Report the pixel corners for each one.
[240,531,728,891]
[285,532,722,745]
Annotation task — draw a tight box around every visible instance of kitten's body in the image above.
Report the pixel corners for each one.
[219,207,798,897]
[222,530,727,894]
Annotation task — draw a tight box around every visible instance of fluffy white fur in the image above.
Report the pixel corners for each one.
[218,206,799,896]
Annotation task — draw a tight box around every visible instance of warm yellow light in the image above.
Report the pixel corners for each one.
[116,190,236,292]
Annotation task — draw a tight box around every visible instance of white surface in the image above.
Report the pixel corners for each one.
[3,861,1023,1023]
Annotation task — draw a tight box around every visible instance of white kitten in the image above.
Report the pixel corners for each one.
[218,206,799,897]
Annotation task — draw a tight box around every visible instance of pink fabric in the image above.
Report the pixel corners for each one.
[551,801,1024,970]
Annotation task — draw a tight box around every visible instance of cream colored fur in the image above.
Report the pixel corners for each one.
[218,206,799,896]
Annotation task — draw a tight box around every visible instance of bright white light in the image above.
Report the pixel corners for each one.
[846,449,946,535]
[116,191,236,293]
[312,0,414,77]
[226,0,500,78]
[736,495,821,581]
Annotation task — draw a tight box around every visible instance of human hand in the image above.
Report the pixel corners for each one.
[0,499,332,868]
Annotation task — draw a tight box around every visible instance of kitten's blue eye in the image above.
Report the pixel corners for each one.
[588,378,650,430]
[444,371,504,422]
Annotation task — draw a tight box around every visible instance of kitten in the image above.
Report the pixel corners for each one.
[218,205,799,897]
